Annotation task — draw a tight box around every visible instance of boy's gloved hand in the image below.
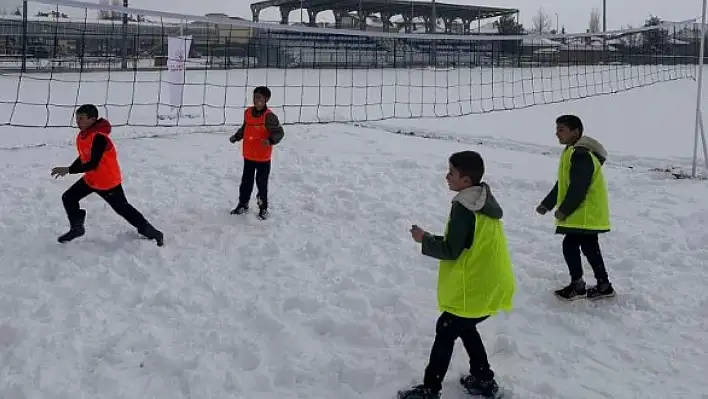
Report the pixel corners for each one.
[535,204,549,215]
[554,210,566,221]
[229,135,237,143]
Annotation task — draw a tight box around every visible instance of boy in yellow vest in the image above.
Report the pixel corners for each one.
[398,151,514,399]
[536,115,615,301]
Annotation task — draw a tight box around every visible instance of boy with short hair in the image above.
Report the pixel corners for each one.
[536,114,615,301]
[229,86,284,220]
[399,151,515,399]
[51,104,164,246]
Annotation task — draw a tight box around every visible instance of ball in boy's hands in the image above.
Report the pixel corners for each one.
[535,205,548,215]
[410,224,425,243]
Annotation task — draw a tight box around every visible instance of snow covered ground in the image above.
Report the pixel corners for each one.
[1,78,708,399]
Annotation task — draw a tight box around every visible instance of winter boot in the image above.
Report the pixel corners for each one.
[460,374,501,398]
[138,222,164,247]
[396,384,441,399]
[58,209,86,243]
[230,203,249,215]
[554,278,587,301]
[256,196,268,220]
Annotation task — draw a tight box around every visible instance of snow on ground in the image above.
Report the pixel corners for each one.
[1,81,708,399]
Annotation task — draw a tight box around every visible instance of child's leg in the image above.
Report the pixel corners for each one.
[58,178,94,242]
[579,233,614,298]
[562,233,584,281]
[578,233,609,282]
[61,178,94,223]
[458,316,493,381]
[555,233,587,299]
[238,159,257,206]
[96,184,164,246]
[422,312,464,393]
[254,160,271,209]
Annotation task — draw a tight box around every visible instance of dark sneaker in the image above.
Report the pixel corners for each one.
[554,278,587,301]
[460,375,501,398]
[397,385,441,399]
[258,208,269,220]
[230,204,248,215]
[587,280,615,300]
[58,226,85,243]
[139,222,164,247]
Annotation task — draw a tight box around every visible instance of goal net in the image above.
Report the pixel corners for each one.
[0,0,700,128]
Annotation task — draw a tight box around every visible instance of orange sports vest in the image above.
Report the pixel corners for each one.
[242,107,273,162]
[76,120,122,190]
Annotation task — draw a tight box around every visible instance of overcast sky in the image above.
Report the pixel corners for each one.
[0,0,703,33]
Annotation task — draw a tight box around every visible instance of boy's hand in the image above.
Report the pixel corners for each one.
[229,135,238,143]
[410,224,426,243]
[536,204,548,215]
[554,210,566,221]
[262,139,271,147]
[51,166,69,178]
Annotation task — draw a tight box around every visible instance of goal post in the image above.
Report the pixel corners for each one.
[692,0,708,177]
[0,0,700,131]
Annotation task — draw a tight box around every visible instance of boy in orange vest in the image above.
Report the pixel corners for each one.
[229,86,284,220]
[50,104,164,246]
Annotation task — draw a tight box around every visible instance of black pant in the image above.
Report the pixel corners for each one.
[423,312,493,393]
[239,159,271,209]
[62,178,149,230]
[562,233,609,282]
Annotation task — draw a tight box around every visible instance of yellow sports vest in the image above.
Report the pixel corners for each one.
[437,213,515,318]
[556,146,611,231]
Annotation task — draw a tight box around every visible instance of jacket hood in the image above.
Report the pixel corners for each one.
[452,182,504,220]
[574,135,607,161]
[81,117,112,136]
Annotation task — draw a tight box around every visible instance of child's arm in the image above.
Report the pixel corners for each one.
[556,148,594,217]
[265,113,284,145]
[421,203,476,261]
[68,135,108,174]
[229,122,245,142]
[539,182,559,211]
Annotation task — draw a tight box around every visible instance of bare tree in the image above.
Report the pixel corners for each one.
[589,8,601,33]
[532,7,552,34]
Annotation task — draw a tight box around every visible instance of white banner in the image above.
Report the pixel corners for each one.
[166,35,192,108]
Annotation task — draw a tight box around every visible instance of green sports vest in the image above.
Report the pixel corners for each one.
[437,213,515,318]
[556,146,611,231]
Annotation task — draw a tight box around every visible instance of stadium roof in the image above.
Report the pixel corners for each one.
[250,0,518,21]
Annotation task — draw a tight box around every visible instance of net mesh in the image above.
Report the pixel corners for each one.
[0,0,700,128]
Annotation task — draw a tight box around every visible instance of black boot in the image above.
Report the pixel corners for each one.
[138,222,164,247]
[230,203,248,215]
[58,209,86,243]
[460,375,501,398]
[257,197,268,220]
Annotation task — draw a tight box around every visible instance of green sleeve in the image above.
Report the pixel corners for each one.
[421,202,476,261]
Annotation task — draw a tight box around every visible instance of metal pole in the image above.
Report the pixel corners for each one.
[555,13,559,32]
[21,0,27,73]
[692,0,708,177]
[121,0,128,69]
[431,0,436,33]
[602,0,606,31]
[358,0,364,30]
